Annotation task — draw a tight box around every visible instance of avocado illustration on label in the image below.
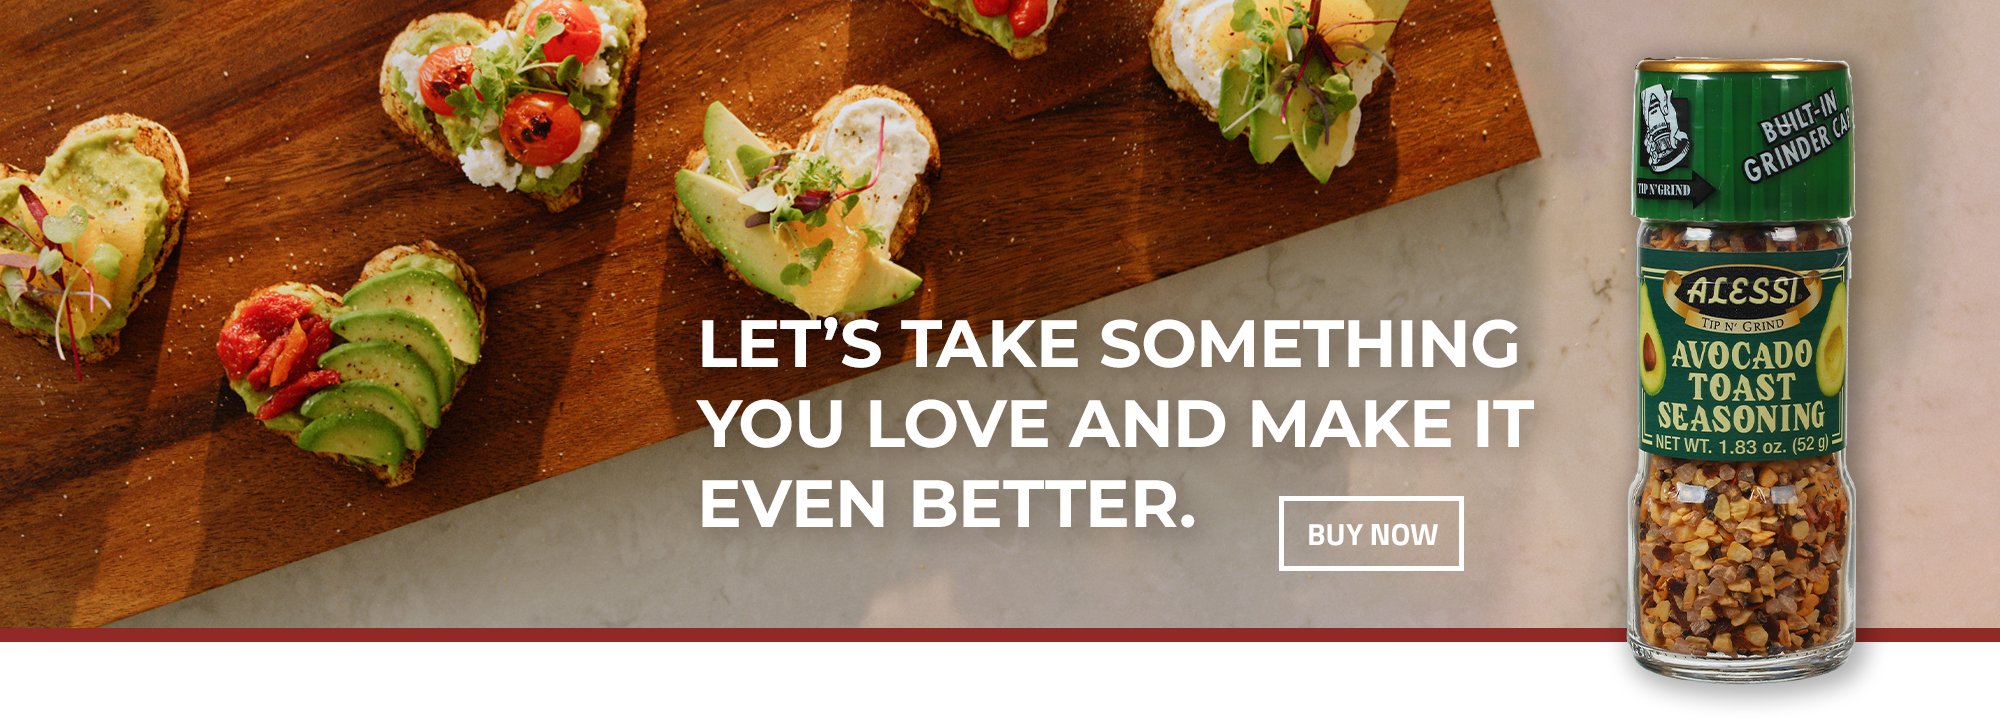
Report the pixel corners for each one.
[1817,282,1848,396]
[1639,285,1668,396]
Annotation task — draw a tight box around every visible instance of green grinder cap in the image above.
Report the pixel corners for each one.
[1633,58,1854,222]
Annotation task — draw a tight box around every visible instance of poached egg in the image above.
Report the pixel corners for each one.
[821,97,931,246]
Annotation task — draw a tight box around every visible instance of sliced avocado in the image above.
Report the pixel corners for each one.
[1288,64,1357,184]
[319,341,443,428]
[842,252,923,313]
[297,410,407,472]
[1246,106,1290,165]
[1639,286,1668,396]
[301,381,428,452]
[390,254,466,288]
[1294,134,1339,183]
[678,169,925,316]
[1217,66,1257,141]
[344,268,482,364]
[1363,0,1411,54]
[331,308,458,397]
[703,102,775,189]
[676,169,796,302]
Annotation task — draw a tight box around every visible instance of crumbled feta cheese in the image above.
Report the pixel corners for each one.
[535,165,556,179]
[561,121,603,165]
[389,51,427,102]
[458,138,522,191]
[591,6,618,49]
[580,57,613,89]
[478,29,517,53]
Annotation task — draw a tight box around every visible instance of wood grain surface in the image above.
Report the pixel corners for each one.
[0,0,1536,627]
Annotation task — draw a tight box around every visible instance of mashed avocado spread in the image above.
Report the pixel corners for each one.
[0,127,168,353]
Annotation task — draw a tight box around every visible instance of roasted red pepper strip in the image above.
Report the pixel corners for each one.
[218,292,314,380]
[268,321,309,389]
[239,292,314,339]
[245,336,284,389]
[301,317,334,369]
[217,329,267,381]
[255,368,341,421]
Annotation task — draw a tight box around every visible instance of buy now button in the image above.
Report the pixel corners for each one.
[1277,496,1464,572]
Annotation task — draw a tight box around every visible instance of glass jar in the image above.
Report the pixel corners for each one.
[1628,60,1856,682]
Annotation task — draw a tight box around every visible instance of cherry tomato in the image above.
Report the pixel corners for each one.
[521,0,603,64]
[1009,0,1050,37]
[417,44,477,117]
[499,92,584,166]
[972,0,1009,16]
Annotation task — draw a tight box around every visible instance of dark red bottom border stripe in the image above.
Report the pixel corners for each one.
[1,628,1994,642]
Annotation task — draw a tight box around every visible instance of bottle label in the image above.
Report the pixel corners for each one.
[1632,65,1854,222]
[1638,247,1848,460]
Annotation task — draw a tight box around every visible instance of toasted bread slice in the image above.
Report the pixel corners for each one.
[673,85,940,280]
[904,0,1065,59]
[0,114,190,363]
[378,0,649,213]
[222,241,487,487]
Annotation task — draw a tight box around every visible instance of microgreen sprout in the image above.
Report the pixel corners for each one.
[740,117,890,239]
[734,116,895,289]
[1226,0,1399,146]
[2,185,109,378]
[440,13,601,150]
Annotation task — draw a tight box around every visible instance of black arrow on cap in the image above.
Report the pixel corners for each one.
[1635,172,1715,207]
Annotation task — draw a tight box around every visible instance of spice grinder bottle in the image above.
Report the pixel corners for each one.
[1629,59,1856,682]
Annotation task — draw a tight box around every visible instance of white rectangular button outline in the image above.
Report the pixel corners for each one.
[1277,496,1466,572]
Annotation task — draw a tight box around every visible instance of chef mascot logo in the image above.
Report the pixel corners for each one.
[1640,83,1692,173]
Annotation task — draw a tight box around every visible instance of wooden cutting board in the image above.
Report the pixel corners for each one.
[0,0,1536,627]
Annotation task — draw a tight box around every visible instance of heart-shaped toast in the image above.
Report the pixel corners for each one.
[906,0,1064,59]
[672,86,938,318]
[0,114,189,365]
[379,0,648,212]
[216,242,487,486]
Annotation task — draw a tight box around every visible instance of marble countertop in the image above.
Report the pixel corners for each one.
[121,0,2000,628]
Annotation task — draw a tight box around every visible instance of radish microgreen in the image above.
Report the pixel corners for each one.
[1,185,119,377]
[729,116,897,290]
[738,118,891,241]
[1221,0,1397,149]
